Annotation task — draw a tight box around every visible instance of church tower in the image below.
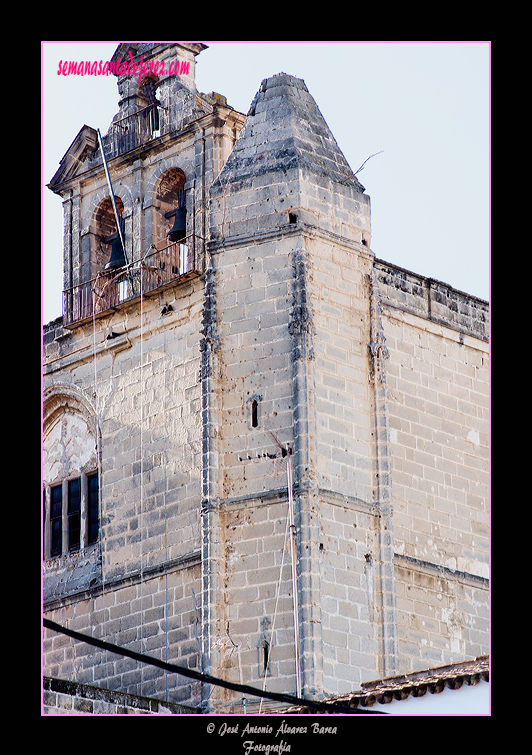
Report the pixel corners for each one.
[43,45,489,714]
[202,73,388,708]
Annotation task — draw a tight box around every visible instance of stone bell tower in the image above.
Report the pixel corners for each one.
[47,42,240,309]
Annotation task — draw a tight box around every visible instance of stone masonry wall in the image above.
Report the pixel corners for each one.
[203,231,299,711]
[394,558,488,672]
[310,235,374,501]
[43,676,199,715]
[42,562,202,705]
[207,228,387,703]
[44,279,204,578]
[43,279,205,706]
[375,261,489,672]
[384,307,489,576]
[215,496,299,709]
[216,235,295,500]
[317,496,381,693]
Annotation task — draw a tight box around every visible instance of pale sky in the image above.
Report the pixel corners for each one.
[42,41,490,325]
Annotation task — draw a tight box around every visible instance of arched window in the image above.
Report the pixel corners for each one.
[42,388,99,560]
[94,195,125,272]
[153,167,187,250]
[141,76,162,137]
[91,195,130,311]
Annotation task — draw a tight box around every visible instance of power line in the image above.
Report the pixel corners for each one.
[43,619,384,714]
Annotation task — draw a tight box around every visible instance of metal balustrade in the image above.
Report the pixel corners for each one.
[63,236,201,326]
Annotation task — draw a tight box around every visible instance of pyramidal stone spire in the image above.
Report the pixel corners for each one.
[214,73,364,191]
[209,73,371,247]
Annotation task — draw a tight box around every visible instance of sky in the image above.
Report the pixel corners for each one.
[41,41,490,325]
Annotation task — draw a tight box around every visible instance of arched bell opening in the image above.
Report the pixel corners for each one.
[94,195,125,272]
[154,167,187,249]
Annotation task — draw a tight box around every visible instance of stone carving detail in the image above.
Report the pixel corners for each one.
[289,244,315,361]
[368,271,389,383]
[200,264,219,378]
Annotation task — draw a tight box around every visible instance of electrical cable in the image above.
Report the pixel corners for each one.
[258,506,291,715]
[91,287,108,686]
[43,619,384,714]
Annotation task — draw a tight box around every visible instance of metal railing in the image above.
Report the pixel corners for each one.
[63,235,201,326]
[106,104,166,156]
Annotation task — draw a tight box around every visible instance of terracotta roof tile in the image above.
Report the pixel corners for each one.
[279,656,489,713]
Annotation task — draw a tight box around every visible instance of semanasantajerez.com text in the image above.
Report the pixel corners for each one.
[57,51,190,83]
